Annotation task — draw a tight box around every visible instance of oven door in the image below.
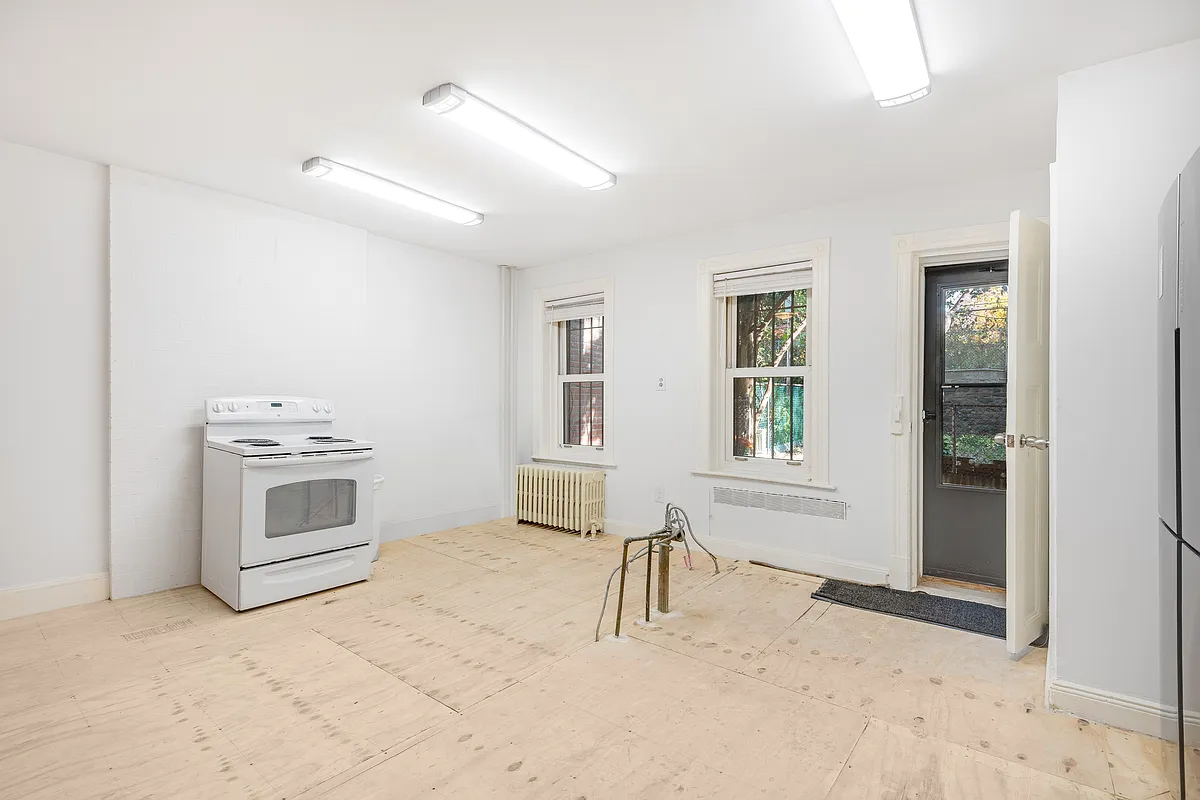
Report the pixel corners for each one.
[239,450,374,567]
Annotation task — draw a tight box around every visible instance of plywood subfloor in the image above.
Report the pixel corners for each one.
[0,518,1189,799]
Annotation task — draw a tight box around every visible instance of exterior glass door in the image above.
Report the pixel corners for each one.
[922,261,1009,587]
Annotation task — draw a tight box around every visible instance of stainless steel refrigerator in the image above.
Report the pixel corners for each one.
[1160,145,1200,798]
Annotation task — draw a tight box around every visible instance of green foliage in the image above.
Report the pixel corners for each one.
[944,285,1007,373]
[943,433,1004,464]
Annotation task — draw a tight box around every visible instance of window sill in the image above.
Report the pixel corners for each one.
[690,469,836,491]
[532,455,615,469]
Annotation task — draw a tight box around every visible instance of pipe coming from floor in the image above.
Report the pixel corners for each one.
[594,503,719,641]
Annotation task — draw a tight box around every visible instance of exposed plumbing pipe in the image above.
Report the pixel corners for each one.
[593,503,718,641]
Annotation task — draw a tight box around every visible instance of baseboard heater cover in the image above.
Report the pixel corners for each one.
[713,486,846,520]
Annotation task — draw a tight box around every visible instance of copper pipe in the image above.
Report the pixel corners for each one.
[657,542,670,613]
[614,540,630,637]
[645,540,653,623]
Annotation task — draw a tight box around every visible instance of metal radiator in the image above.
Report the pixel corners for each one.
[516,465,605,538]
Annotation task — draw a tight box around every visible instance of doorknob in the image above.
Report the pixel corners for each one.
[993,433,1006,446]
[1020,435,1050,450]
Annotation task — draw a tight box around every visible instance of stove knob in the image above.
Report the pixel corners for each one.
[323,403,333,413]
[213,402,224,413]
[229,402,239,412]
[312,403,321,413]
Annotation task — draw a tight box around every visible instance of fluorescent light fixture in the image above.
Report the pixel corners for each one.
[423,83,615,191]
[301,157,483,226]
[829,0,930,107]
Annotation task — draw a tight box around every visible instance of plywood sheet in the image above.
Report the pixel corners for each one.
[826,717,1115,799]
[1103,725,1200,800]
[529,636,869,797]
[0,516,1180,799]
[169,630,451,796]
[749,603,1113,793]
[317,681,729,800]
[628,562,818,670]
[75,672,280,799]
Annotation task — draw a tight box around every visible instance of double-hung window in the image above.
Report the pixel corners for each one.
[698,240,830,486]
[536,280,613,465]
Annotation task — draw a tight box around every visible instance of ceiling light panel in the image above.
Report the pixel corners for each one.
[829,0,930,107]
[301,157,483,226]
[423,83,615,191]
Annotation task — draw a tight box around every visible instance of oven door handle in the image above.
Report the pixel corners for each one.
[244,451,374,468]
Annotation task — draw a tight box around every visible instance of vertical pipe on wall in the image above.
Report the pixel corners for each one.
[499,265,517,518]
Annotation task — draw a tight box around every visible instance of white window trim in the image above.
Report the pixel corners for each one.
[889,222,1009,591]
[695,239,830,487]
[532,277,615,467]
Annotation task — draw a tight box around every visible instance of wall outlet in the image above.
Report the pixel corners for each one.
[655,376,666,391]
[653,487,665,504]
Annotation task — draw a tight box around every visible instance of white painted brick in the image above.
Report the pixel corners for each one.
[108,168,503,599]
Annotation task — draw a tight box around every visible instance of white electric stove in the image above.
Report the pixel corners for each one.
[201,396,375,611]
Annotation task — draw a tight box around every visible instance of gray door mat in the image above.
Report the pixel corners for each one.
[812,579,1005,640]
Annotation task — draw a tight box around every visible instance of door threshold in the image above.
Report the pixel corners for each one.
[917,576,1005,608]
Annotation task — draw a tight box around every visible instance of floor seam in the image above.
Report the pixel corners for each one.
[635,625,1114,798]
[10,523,1165,799]
[630,633,868,723]
[745,602,822,663]
[307,626,462,717]
[194,689,285,798]
[749,600,833,662]
[819,716,873,799]
[402,538,506,573]
[291,713,464,800]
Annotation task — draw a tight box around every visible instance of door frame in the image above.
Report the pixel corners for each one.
[890,222,1010,591]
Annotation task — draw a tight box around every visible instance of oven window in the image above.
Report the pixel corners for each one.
[264,479,357,538]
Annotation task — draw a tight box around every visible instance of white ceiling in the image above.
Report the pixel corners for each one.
[2,1,1199,266]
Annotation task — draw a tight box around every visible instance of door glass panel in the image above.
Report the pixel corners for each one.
[265,479,357,538]
[941,283,1008,489]
[941,386,1007,488]
[943,285,1008,382]
[732,376,804,460]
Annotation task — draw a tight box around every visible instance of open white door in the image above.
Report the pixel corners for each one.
[1005,210,1051,655]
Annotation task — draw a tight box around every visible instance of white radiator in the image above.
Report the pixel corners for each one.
[516,465,605,538]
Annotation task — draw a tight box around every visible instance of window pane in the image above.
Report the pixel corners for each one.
[943,285,1007,383]
[734,290,807,368]
[265,479,357,537]
[941,386,1006,489]
[565,316,604,375]
[732,377,803,461]
[563,381,604,447]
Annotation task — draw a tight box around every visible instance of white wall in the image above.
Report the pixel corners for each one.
[1050,38,1200,732]
[109,168,502,598]
[367,236,503,540]
[516,169,1049,580]
[0,140,110,617]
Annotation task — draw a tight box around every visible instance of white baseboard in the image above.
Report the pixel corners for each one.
[381,505,503,541]
[702,536,889,585]
[602,519,650,538]
[601,520,888,586]
[1048,678,1200,741]
[888,555,914,590]
[0,572,110,621]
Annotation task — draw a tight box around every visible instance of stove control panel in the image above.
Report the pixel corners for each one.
[205,396,335,423]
